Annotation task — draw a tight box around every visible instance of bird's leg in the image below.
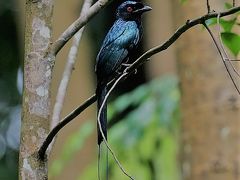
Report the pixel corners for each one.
[121,57,131,67]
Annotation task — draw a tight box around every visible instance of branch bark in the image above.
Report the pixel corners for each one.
[51,0,93,135]
[51,0,113,56]
[38,95,96,160]
[38,5,240,158]
[207,0,210,13]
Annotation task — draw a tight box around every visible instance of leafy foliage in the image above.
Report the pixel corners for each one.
[205,3,240,56]
[180,0,188,4]
[107,76,180,180]
[221,32,240,56]
[50,76,180,179]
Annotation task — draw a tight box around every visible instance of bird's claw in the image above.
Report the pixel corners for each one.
[116,69,122,75]
[133,69,137,74]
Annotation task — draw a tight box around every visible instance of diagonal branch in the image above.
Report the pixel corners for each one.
[38,5,240,159]
[51,0,113,56]
[125,6,240,73]
[38,95,97,160]
[51,0,93,138]
[47,0,93,158]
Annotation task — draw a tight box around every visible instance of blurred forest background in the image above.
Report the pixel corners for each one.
[1,0,240,179]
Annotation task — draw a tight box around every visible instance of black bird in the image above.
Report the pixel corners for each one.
[95,1,152,145]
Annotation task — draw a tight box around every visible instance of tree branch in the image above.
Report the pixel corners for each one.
[207,0,210,13]
[47,0,93,158]
[50,0,93,143]
[51,0,113,56]
[39,5,240,159]
[125,6,240,74]
[38,95,97,160]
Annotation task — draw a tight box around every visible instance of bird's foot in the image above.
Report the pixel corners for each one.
[121,63,131,67]
[116,69,122,75]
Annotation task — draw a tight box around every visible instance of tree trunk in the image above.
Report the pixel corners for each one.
[145,0,177,78]
[19,0,54,179]
[172,1,240,180]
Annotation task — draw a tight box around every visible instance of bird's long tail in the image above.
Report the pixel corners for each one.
[96,83,107,145]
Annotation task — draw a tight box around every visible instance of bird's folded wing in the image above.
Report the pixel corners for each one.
[96,20,140,77]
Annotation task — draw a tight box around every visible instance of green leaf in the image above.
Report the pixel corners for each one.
[205,18,217,27]
[79,75,181,180]
[224,3,240,16]
[180,0,188,4]
[205,18,236,32]
[110,85,149,114]
[220,18,236,32]
[138,121,159,160]
[221,32,240,56]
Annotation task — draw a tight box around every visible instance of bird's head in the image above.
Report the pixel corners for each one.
[116,1,152,20]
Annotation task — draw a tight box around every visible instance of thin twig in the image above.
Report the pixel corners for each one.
[233,0,236,7]
[207,0,211,13]
[39,5,240,159]
[125,6,240,74]
[225,59,240,61]
[50,1,239,56]
[51,0,113,55]
[203,23,240,95]
[97,73,134,179]
[47,0,93,159]
[51,0,93,142]
[216,14,240,78]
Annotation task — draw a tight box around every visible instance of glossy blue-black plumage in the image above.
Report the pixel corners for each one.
[96,1,151,144]
[96,19,140,80]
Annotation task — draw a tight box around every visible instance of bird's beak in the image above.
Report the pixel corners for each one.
[139,5,152,13]
[133,5,152,14]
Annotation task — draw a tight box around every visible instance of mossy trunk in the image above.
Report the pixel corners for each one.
[173,1,240,180]
[19,0,54,179]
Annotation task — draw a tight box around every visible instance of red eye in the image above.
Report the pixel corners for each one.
[127,6,133,12]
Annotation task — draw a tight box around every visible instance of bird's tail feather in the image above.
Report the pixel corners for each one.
[96,83,107,145]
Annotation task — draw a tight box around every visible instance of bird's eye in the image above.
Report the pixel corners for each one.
[127,6,133,12]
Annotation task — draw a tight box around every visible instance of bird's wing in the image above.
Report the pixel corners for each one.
[96,20,140,77]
